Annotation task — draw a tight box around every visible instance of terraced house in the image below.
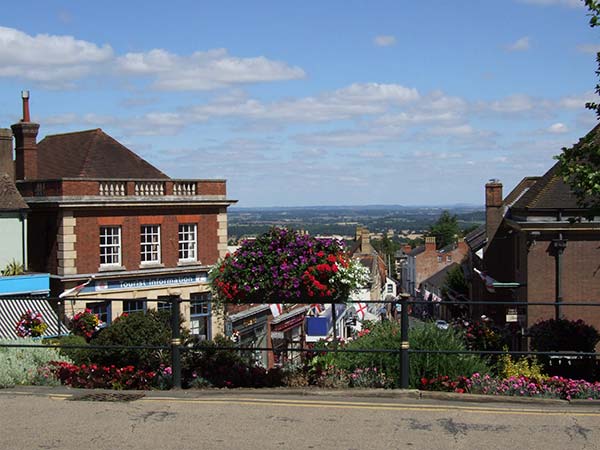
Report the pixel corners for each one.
[8,92,236,338]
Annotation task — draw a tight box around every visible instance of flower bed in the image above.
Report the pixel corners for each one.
[49,362,156,390]
[420,373,600,400]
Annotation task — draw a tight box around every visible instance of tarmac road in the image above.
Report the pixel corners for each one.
[1,387,600,450]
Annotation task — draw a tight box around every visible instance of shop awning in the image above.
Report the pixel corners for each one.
[0,298,67,339]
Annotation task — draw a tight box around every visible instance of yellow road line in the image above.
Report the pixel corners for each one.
[139,396,600,417]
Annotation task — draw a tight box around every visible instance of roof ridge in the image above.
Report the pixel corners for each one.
[44,128,102,138]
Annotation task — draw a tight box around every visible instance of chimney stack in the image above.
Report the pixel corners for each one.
[11,90,40,180]
[0,128,14,180]
[425,236,436,252]
[485,179,504,247]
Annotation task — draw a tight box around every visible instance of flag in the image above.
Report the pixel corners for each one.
[59,277,93,298]
[355,302,368,320]
[309,303,324,316]
[270,303,283,317]
[474,268,496,293]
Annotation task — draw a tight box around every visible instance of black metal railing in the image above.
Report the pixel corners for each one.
[2,296,600,389]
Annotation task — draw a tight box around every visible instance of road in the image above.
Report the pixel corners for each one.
[1,388,599,450]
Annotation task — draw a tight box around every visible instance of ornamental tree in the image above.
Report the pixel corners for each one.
[210,227,369,304]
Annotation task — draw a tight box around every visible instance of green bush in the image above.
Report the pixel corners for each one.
[182,336,283,388]
[408,322,489,388]
[45,335,91,365]
[311,321,402,386]
[529,318,600,352]
[87,310,172,370]
[0,338,72,388]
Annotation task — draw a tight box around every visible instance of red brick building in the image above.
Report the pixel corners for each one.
[10,92,236,338]
[402,236,468,296]
[466,133,600,331]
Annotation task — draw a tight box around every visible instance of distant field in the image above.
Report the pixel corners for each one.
[228,205,484,241]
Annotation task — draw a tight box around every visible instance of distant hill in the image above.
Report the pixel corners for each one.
[228,205,484,242]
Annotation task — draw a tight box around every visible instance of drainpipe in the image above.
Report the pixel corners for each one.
[552,211,567,320]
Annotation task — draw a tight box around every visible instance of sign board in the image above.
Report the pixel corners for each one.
[506,314,518,323]
[271,331,284,340]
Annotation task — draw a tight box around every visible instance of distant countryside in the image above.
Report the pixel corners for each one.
[227,205,485,243]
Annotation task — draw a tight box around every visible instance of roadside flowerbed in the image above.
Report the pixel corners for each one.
[420,373,600,400]
[49,362,156,390]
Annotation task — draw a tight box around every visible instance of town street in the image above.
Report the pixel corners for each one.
[1,388,599,450]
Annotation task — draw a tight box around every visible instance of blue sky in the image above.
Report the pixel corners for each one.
[0,0,598,207]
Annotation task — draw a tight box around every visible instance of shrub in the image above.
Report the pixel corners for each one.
[409,321,490,388]
[46,335,92,366]
[310,321,403,386]
[182,336,283,388]
[452,318,504,352]
[0,338,72,388]
[87,310,172,370]
[529,318,600,352]
[15,310,48,337]
[497,351,546,381]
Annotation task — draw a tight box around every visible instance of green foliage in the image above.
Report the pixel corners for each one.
[408,322,490,388]
[371,235,400,278]
[1,259,24,276]
[0,338,72,388]
[182,336,283,388]
[428,210,461,249]
[442,264,468,298]
[309,320,489,388]
[528,318,600,352]
[87,310,172,370]
[46,334,92,365]
[555,0,600,213]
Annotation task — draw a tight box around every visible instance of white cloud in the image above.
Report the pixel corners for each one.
[485,94,536,113]
[506,36,531,52]
[547,122,569,133]
[0,26,112,83]
[187,82,420,123]
[373,35,396,47]
[358,151,385,158]
[116,48,306,90]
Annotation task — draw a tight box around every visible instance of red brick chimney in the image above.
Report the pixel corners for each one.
[11,90,40,181]
[425,236,436,252]
[0,128,13,180]
[485,179,503,246]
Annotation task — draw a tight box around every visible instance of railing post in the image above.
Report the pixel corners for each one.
[170,295,182,389]
[400,299,409,389]
[57,299,62,336]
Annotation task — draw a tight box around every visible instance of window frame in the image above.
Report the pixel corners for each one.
[99,226,122,268]
[189,292,211,340]
[140,224,161,265]
[178,223,198,262]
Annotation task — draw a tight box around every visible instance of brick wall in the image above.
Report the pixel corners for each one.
[415,241,468,287]
[73,206,221,274]
[526,231,600,329]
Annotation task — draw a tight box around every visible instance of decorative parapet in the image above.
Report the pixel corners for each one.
[134,181,165,196]
[99,181,126,196]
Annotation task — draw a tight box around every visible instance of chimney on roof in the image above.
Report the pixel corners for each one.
[11,90,40,180]
[485,179,504,247]
[0,128,14,180]
[425,236,436,252]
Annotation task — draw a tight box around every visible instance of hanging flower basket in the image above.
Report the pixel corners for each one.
[210,227,369,305]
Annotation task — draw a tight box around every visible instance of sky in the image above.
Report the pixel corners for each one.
[0,0,598,207]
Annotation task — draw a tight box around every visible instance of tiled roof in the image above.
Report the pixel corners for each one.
[465,224,486,251]
[408,246,425,257]
[0,173,28,211]
[511,162,579,210]
[421,262,460,289]
[36,129,168,179]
